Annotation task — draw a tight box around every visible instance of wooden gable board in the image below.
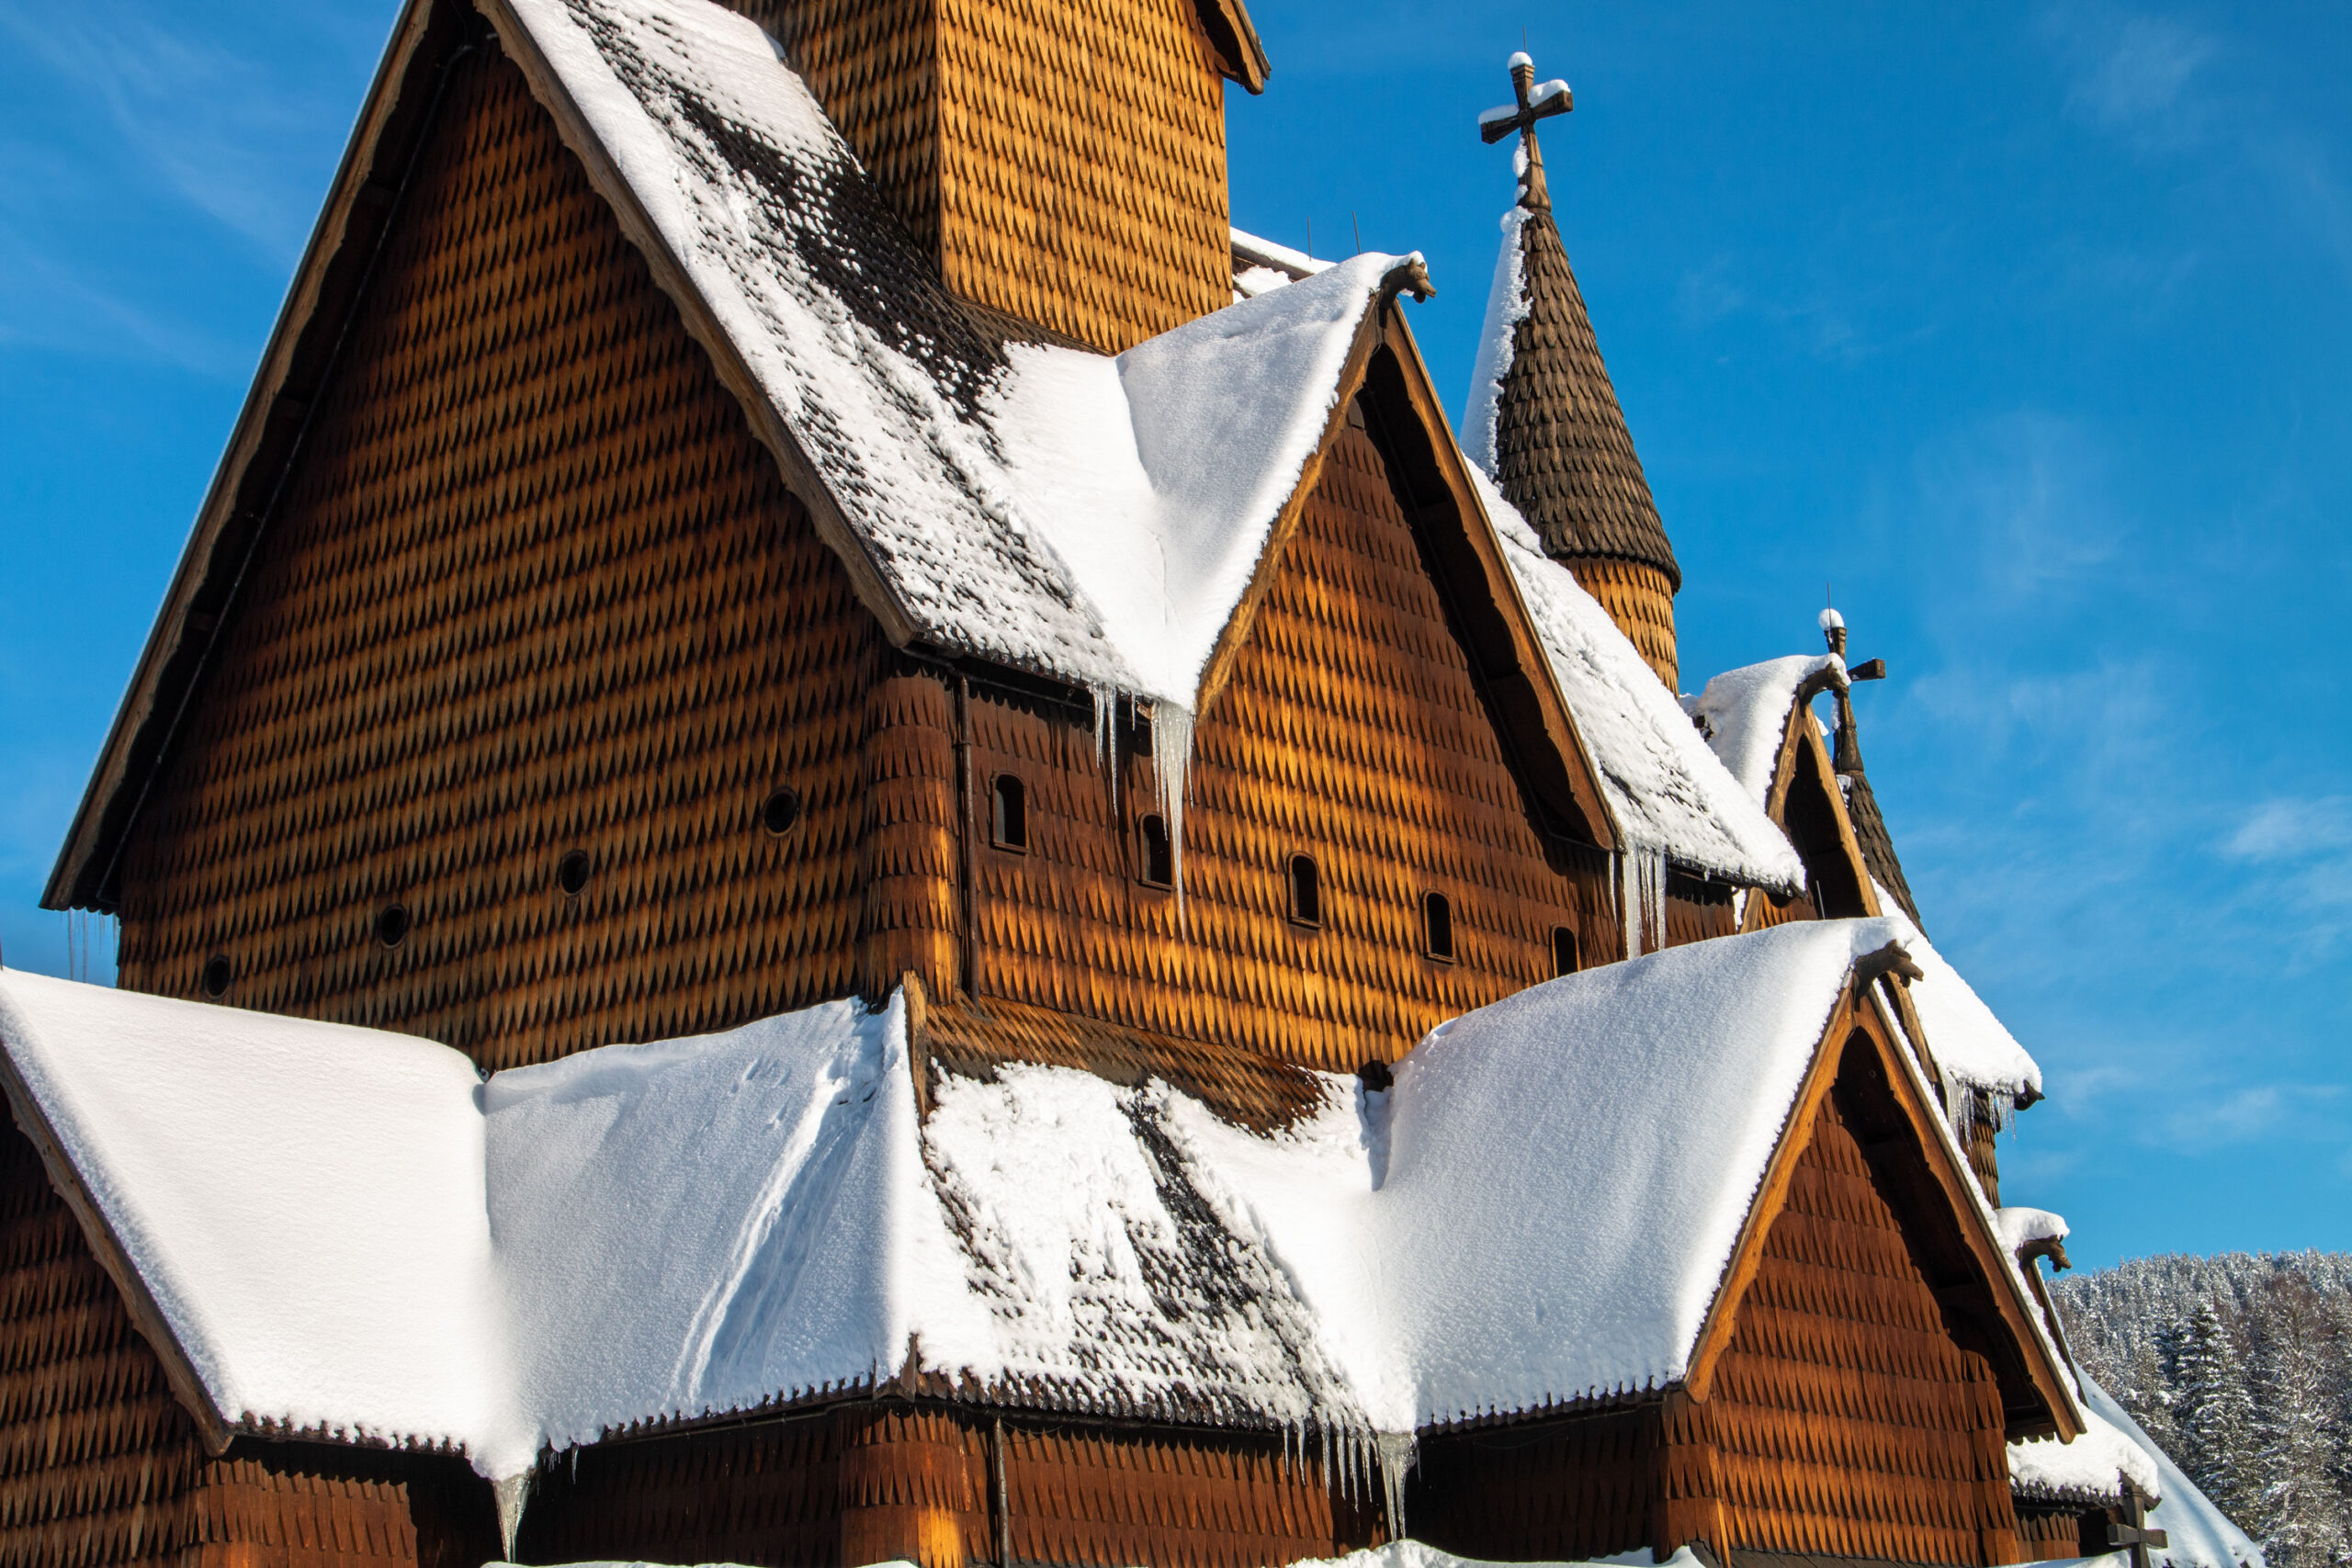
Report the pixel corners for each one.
[1686,981,2079,1445]
[1193,303,1622,857]
[1742,697,1879,929]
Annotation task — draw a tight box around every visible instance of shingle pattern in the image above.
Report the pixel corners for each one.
[1491,209,1679,587]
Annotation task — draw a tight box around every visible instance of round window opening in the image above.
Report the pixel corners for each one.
[376,903,411,949]
[558,849,592,897]
[761,786,802,837]
[200,955,232,999]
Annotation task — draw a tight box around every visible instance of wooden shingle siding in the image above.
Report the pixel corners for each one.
[963,422,1614,1073]
[933,0,1233,353]
[0,1122,201,1567]
[752,0,1232,354]
[1711,1086,2020,1566]
[112,44,888,1069]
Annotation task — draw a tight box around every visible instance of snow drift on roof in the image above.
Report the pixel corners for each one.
[1460,207,1532,476]
[0,969,508,1462]
[1687,653,1848,807]
[1468,468,1801,888]
[1,919,2063,1481]
[1996,1205,2069,1257]
[1872,879,2043,1107]
[1176,917,1906,1431]
[988,254,1417,706]
[2008,1386,2160,1504]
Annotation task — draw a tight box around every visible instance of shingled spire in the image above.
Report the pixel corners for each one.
[1464,51,1682,689]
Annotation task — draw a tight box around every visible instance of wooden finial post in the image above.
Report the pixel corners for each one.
[1478,51,1573,210]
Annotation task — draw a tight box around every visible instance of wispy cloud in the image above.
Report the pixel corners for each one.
[1906,410,2127,612]
[2221,796,2352,960]
[2037,3,2352,288]
[0,3,352,262]
[2042,6,2220,150]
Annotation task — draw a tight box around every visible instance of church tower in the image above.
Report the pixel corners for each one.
[718,0,1268,355]
[1464,53,1682,689]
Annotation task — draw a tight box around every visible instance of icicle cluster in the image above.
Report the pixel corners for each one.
[1617,848,1668,958]
[1941,1078,2018,1145]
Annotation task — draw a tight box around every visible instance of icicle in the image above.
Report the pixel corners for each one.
[1375,1430,1418,1542]
[1151,703,1196,911]
[1616,847,1666,957]
[493,1472,531,1562]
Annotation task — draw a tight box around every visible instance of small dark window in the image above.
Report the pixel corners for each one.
[1138,814,1173,886]
[199,955,232,999]
[990,775,1027,851]
[761,786,801,837]
[1287,854,1321,927]
[1423,892,1454,961]
[376,904,411,949]
[557,850,591,897]
[1552,925,1581,977]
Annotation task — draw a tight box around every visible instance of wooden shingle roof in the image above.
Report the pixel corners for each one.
[1489,208,1680,587]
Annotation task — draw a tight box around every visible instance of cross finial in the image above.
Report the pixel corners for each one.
[1478,51,1573,211]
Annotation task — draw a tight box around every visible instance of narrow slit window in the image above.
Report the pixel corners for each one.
[1552,925,1580,977]
[1287,854,1321,927]
[990,774,1027,851]
[1138,814,1173,887]
[1423,892,1454,961]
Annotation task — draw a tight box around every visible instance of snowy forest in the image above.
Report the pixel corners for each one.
[2056,1252,2352,1568]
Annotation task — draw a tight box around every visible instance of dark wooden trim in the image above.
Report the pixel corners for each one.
[1192,0,1271,92]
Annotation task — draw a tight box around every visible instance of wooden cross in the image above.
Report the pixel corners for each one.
[1478,51,1574,211]
[2108,1486,2169,1568]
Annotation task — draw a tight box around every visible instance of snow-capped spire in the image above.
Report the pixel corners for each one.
[1463,51,1682,688]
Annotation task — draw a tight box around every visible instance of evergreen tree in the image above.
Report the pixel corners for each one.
[2057,1252,2352,1565]
[2175,1300,2259,1521]
[2250,1284,2348,1568]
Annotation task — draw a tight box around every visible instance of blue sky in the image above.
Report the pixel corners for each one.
[1,1,2346,1269]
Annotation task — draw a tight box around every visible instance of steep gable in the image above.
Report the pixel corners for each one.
[960,399,1619,1073]
[1702,1053,2024,1563]
[107,39,888,1066]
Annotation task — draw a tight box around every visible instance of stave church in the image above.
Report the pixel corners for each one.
[5,3,2255,1568]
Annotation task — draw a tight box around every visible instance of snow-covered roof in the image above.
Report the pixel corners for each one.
[1196,916,1914,1431]
[2008,1393,2161,1504]
[1997,1205,2071,1257]
[1461,206,1533,477]
[1687,652,1848,807]
[1471,470,1803,889]
[1873,880,2044,1108]
[0,969,503,1461]
[2,920,2021,1482]
[503,0,1422,716]
[989,254,1421,707]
